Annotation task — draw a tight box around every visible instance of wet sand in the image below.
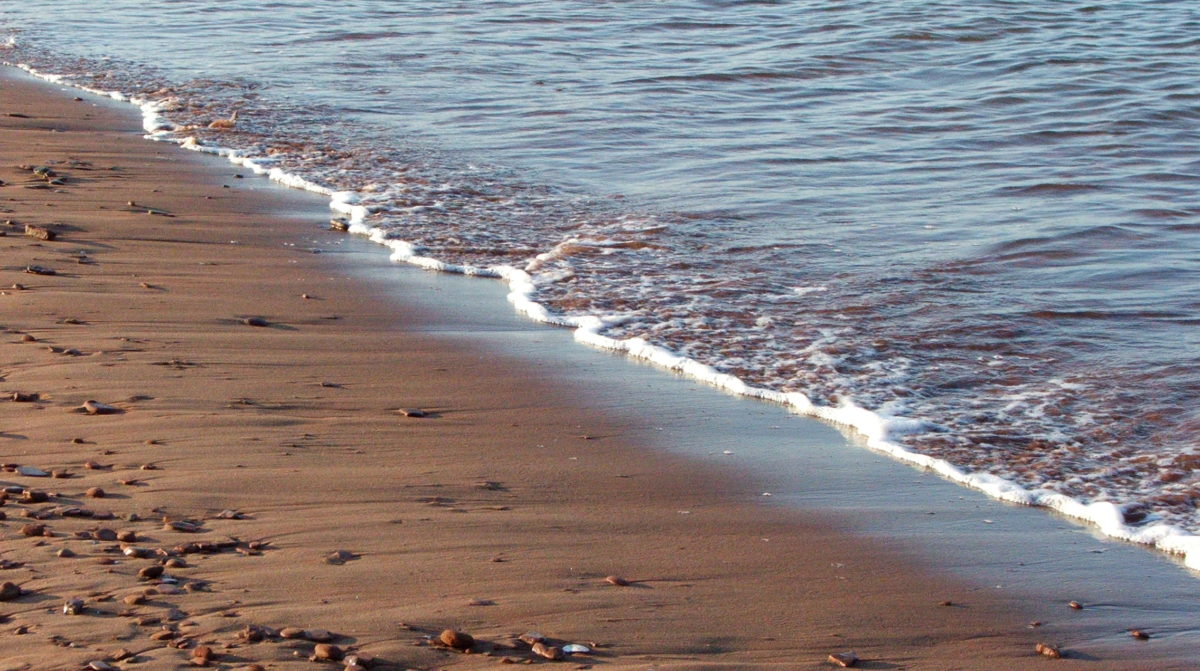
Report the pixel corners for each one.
[0,67,1190,670]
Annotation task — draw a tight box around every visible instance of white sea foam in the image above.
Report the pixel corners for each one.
[12,61,1200,574]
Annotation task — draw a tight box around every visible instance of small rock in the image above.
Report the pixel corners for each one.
[1068,601,1083,610]
[324,549,358,565]
[24,224,56,241]
[63,597,86,615]
[518,633,546,646]
[531,642,563,661]
[279,626,306,639]
[398,408,428,418]
[94,528,117,541]
[138,565,164,580]
[123,593,146,606]
[51,470,72,479]
[215,509,245,520]
[86,487,106,498]
[87,662,117,671]
[16,465,48,477]
[20,523,46,537]
[0,582,22,601]
[1036,643,1063,659]
[604,575,629,587]
[305,628,334,643]
[242,317,270,327]
[81,400,121,415]
[239,624,269,642]
[312,643,343,661]
[1130,629,1150,640]
[56,548,76,558]
[191,645,215,666]
[150,629,177,641]
[22,490,49,503]
[439,629,475,651]
[23,265,55,276]
[117,530,137,542]
[165,520,202,533]
[827,652,859,668]
[108,648,134,661]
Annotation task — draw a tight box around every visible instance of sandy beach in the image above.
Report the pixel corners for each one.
[0,67,1192,671]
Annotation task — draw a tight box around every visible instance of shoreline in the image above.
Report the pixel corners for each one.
[8,58,1198,571]
[0,66,1195,670]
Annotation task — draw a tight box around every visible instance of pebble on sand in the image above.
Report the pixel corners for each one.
[439,629,475,651]
[1067,600,1083,610]
[86,487,106,498]
[22,490,49,503]
[0,582,22,601]
[304,629,334,643]
[1036,643,1063,659]
[398,408,428,418]
[531,642,564,661]
[20,523,46,537]
[138,565,165,580]
[191,646,215,666]
[827,652,859,668]
[324,549,358,565]
[604,575,630,587]
[80,400,121,415]
[242,316,270,327]
[311,643,343,661]
[1130,629,1151,640]
[63,597,86,615]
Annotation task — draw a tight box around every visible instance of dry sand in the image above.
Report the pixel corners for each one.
[0,67,1190,670]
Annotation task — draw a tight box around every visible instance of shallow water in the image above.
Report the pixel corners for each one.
[3,1,1199,536]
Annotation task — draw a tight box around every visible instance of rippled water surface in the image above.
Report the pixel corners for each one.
[3,1,1200,531]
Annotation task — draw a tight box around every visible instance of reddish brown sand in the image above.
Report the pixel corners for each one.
[0,68,1188,670]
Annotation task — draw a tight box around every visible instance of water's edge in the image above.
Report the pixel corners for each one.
[10,61,1200,575]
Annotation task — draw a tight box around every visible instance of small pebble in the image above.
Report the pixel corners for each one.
[440,629,475,651]
[531,642,563,661]
[138,565,164,580]
[1068,600,1083,610]
[86,487,106,498]
[0,582,22,601]
[312,643,343,661]
[604,575,629,587]
[1036,642,1063,659]
[827,652,859,668]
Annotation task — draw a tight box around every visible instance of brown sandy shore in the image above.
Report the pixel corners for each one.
[0,67,1188,671]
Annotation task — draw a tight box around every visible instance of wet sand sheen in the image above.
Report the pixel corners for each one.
[0,67,1188,670]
